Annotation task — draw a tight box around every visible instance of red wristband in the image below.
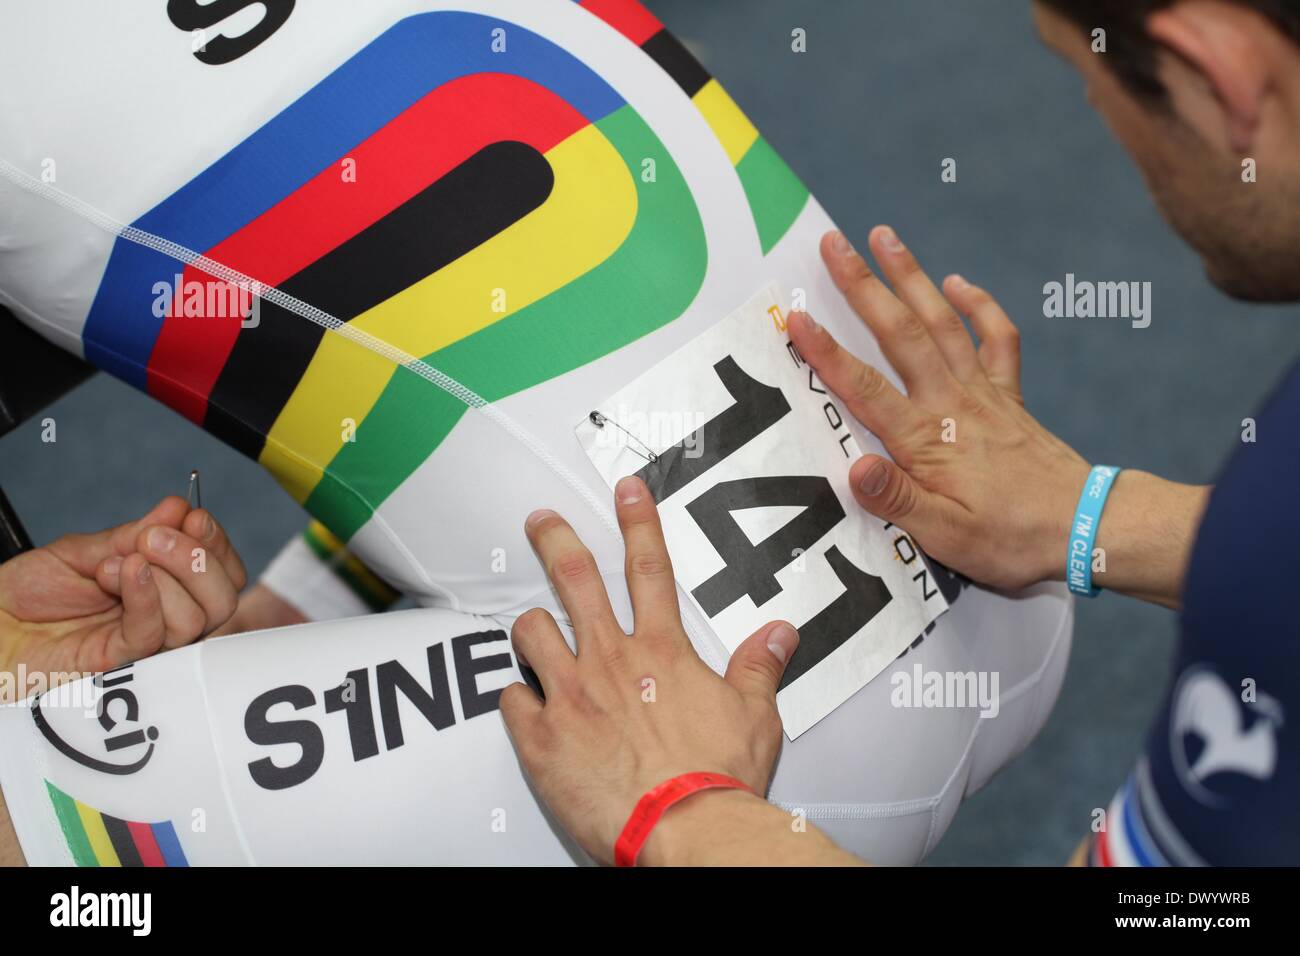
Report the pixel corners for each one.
[614,771,752,867]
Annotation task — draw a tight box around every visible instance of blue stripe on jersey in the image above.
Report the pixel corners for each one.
[81,11,627,385]
[151,820,189,867]
[1120,775,1166,866]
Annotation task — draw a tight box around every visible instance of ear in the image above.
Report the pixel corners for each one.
[1146,0,1274,151]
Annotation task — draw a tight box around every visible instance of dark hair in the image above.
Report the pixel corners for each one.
[1039,0,1300,99]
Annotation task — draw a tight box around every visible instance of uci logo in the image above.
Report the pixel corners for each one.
[33,663,159,775]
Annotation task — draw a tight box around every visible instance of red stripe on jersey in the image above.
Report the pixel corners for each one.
[145,72,590,421]
[579,0,664,46]
[127,820,166,867]
[1096,828,1114,867]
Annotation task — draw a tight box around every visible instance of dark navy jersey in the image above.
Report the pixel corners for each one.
[1093,364,1299,866]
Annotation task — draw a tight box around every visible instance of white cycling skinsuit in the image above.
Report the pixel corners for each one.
[0,0,1072,865]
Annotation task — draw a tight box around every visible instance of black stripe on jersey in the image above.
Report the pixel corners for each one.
[101,814,144,867]
[641,29,711,98]
[204,139,555,459]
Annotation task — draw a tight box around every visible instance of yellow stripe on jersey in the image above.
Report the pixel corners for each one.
[259,123,638,502]
[76,801,121,867]
[691,79,759,166]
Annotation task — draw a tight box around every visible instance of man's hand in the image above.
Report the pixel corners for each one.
[788,227,1090,591]
[0,496,246,691]
[788,227,1208,604]
[499,476,801,866]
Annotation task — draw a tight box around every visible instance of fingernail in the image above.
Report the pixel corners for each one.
[102,556,123,577]
[767,623,799,665]
[948,273,969,291]
[859,460,890,497]
[878,226,904,252]
[147,527,176,553]
[137,563,152,584]
[525,509,557,530]
[797,311,821,335]
[202,514,216,541]
[829,230,855,257]
[616,476,645,505]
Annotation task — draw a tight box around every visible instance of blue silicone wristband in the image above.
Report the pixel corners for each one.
[1067,465,1122,597]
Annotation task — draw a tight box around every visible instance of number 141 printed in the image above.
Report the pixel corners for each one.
[577,284,951,737]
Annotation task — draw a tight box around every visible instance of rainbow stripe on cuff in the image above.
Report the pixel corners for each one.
[45,781,188,867]
[302,520,400,612]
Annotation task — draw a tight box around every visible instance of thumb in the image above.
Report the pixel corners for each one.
[725,621,799,702]
[115,554,166,664]
[849,454,939,529]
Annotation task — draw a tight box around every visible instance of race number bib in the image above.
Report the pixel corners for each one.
[576,285,949,737]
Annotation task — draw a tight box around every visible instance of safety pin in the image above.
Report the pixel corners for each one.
[588,411,658,465]
[186,469,202,510]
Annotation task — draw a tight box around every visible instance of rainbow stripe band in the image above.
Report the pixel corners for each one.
[302,520,400,612]
[576,0,810,253]
[81,10,709,542]
[45,781,188,867]
[83,11,628,388]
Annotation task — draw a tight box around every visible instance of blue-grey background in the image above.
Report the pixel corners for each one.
[2,1,1297,864]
